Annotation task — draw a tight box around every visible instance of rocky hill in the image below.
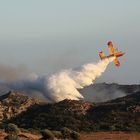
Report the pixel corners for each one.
[0,91,40,121]
[0,83,140,132]
[88,91,140,131]
[7,99,93,131]
[5,91,140,132]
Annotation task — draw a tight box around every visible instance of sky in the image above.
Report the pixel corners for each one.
[0,0,140,84]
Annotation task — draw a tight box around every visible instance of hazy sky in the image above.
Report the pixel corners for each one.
[0,0,140,84]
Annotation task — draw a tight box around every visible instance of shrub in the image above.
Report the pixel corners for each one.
[27,128,40,135]
[5,124,20,135]
[109,125,116,131]
[4,134,19,140]
[40,129,54,140]
[0,122,6,129]
[61,127,71,138]
[20,128,29,133]
[113,124,126,131]
[52,131,62,138]
[71,131,80,140]
[99,123,110,131]
[87,124,100,132]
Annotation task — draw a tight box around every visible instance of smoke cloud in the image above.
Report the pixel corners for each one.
[0,57,115,102]
[0,64,29,81]
[80,83,126,103]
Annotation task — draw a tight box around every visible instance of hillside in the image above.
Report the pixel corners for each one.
[0,91,40,121]
[7,99,93,131]
[88,91,140,131]
[5,90,140,132]
[0,83,139,133]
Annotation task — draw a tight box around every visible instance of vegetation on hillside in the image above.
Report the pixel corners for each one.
[3,92,139,133]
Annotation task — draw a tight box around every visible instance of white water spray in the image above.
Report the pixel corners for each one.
[47,57,115,102]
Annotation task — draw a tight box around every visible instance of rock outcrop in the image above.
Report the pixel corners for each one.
[0,91,39,121]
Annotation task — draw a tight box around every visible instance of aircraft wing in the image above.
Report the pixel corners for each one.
[114,58,120,67]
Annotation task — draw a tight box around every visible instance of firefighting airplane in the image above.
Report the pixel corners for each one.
[99,41,125,67]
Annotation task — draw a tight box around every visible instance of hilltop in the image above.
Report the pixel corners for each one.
[0,82,140,103]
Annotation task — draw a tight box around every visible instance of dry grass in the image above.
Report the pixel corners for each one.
[80,132,140,140]
[0,130,41,140]
[1,130,140,140]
